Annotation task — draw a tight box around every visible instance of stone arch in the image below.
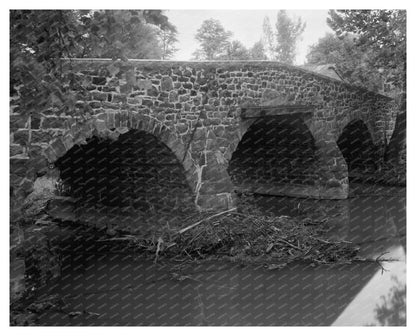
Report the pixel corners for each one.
[336,118,379,183]
[336,113,377,146]
[222,118,256,164]
[227,113,322,198]
[41,110,199,199]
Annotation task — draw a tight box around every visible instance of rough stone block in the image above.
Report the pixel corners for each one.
[196,193,231,211]
[142,99,154,107]
[92,76,107,85]
[10,157,30,178]
[190,139,206,152]
[19,177,34,193]
[31,115,41,129]
[10,258,25,303]
[31,130,51,144]
[95,119,107,133]
[147,86,159,97]
[51,138,67,158]
[201,165,230,185]
[326,178,342,188]
[129,111,140,129]
[92,91,108,101]
[136,79,153,90]
[120,110,130,127]
[13,130,29,146]
[128,96,142,105]
[103,111,114,129]
[10,144,24,157]
[10,115,28,131]
[161,77,174,91]
[112,94,127,104]
[28,145,43,159]
[42,117,66,129]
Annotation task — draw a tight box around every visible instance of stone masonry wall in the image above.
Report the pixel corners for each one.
[10,59,398,212]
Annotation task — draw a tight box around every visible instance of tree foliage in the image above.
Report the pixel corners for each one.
[10,10,82,118]
[262,11,306,64]
[326,10,406,96]
[374,279,406,326]
[262,16,274,60]
[249,41,267,60]
[221,40,250,60]
[77,10,176,59]
[193,19,268,61]
[305,33,385,92]
[193,19,232,60]
[10,10,177,120]
[157,28,179,60]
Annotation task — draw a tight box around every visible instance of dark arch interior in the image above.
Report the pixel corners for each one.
[55,130,195,214]
[228,115,319,192]
[337,120,377,182]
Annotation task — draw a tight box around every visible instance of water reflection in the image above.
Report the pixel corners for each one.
[249,189,406,258]
[38,257,383,326]
[36,186,405,326]
[333,245,406,326]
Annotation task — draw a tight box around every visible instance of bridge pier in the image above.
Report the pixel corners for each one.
[193,149,236,211]
[313,133,349,199]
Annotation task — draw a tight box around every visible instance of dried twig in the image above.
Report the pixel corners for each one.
[310,236,332,244]
[97,235,138,242]
[310,236,352,245]
[154,237,163,264]
[177,208,237,235]
[276,238,302,251]
[376,251,390,274]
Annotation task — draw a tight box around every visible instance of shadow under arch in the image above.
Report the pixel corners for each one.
[42,112,199,231]
[227,114,320,197]
[55,130,195,210]
[42,112,198,193]
[336,119,378,184]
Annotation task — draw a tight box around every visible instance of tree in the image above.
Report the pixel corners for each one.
[77,10,174,59]
[157,27,179,60]
[10,10,82,118]
[194,19,232,60]
[373,279,406,326]
[306,33,353,65]
[327,10,406,97]
[305,33,384,92]
[275,10,306,64]
[262,16,275,59]
[221,40,250,60]
[10,10,177,121]
[249,41,267,60]
[262,10,306,64]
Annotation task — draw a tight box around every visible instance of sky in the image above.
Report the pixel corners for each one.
[165,10,333,65]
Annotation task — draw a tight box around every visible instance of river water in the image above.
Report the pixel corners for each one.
[37,185,406,326]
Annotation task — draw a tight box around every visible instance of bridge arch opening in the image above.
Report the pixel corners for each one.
[51,129,196,231]
[228,115,320,197]
[337,119,378,184]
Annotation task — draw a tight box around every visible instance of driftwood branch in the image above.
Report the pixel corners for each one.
[276,238,302,250]
[177,208,237,235]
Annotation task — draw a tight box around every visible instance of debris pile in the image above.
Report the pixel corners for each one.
[100,207,360,267]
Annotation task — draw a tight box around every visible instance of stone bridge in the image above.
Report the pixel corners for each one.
[10,59,399,222]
